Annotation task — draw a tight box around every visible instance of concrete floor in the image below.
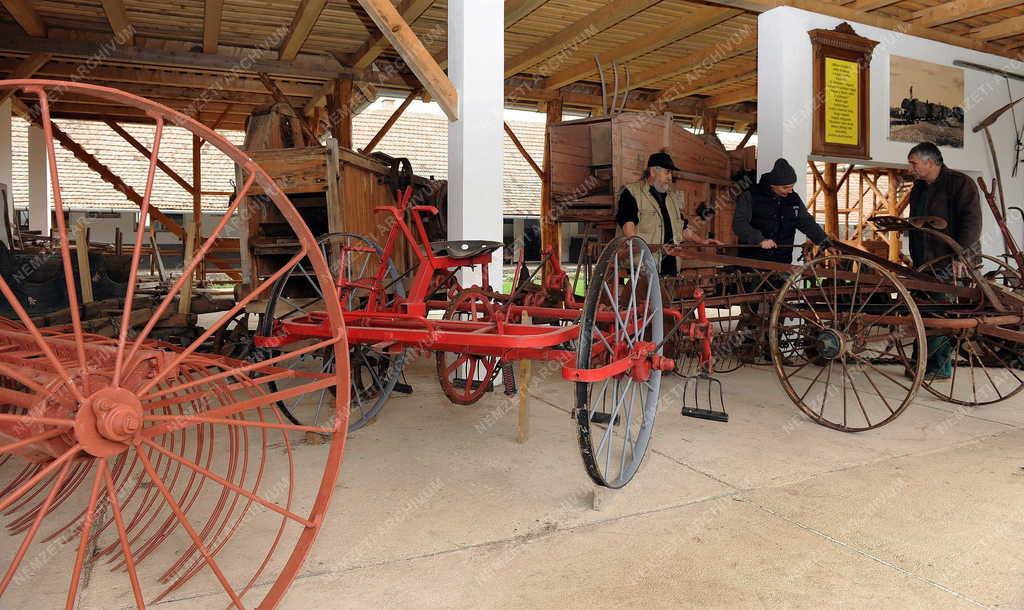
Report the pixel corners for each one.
[19,355,1024,608]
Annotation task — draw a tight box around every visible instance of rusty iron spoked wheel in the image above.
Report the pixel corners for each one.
[916,325,1024,406]
[769,254,926,432]
[0,80,348,608]
[574,236,663,488]
[435,288,503,405]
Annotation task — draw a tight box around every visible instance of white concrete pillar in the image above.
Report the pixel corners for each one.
[0,99,11,234]
[28,123,50,235]
[447,0,504,289]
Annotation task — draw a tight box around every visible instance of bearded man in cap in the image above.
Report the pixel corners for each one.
[616,151,722,275]
[733,158,832,263]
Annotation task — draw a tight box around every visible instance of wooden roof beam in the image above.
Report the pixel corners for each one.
[203,0,225,53]
[544,7,742,90]
[505,0,548,28]
[350,0,434,69]
[0,0,46,37]
[0,53,50,105]
[356,0,458,121]
[701,84,757,108]
[623,27,756,92]
[279,0,330,61]
[971,14,1024,42]
[908,0,1021,28]
[654,61,756,103]
[99,0,134,46]
[504,0,660,78]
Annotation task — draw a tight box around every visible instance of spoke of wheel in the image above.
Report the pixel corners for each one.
[948,334,963,399]
[0,428,66,455]
[144,414,331,435]
[0,276,85,403]
[139,247,310,394]
[135,447,245,609]
[0,362,47,394]
[858,361,896,415]
[102,459,146,609]
[620,380,638,476]
[444,353,471,377]
[810,265,837,322]
[65,460,105,610]
[144,336,343,400]
[0,458,73,596]
[780,302,828,331]
[596,379,632,466]
[601,281,631,349]
[465,357,478,397]
[843,265,862,334]
[841,355,871,427]
[796,360,829,404]
[782,351,815,380]
[973,347,1004,401]
[141,438,313,526]
[980,339,1023,384]
[34,88,90,394]
[121,172,257,377]
[849,352,914,393]
[112,117,165,387]
[0,412,76,428]
[0,444,80,513]
[788,284,828,329]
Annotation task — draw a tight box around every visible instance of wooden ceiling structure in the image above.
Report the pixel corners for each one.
[1,0,1024,134]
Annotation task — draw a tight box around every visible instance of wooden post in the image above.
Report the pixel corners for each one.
[886,168,900,261]
[192,133,204,283]
[701,108,718,136]
[328,78,353,149]
[114,227,122,256]
[517,312,531,444]
[178,222,197,315]
[823,162,840,238]
[363,88,420,154]
[541,98,563,271]
[74,222,94,304]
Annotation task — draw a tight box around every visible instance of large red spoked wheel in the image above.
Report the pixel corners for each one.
[0,81,348,608]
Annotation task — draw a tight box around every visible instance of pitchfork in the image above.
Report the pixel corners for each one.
[672,289,728,422]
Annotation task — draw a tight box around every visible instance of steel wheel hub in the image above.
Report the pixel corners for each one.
[75,387,143,457]
[815,329,846,361]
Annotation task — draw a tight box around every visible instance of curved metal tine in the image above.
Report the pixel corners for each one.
[113,117,165,387]
[139,247,310,395]
[0,458,74,596]
[32,87,91,394]
[135,449,246,608]
[121,171,257,377]
[65,461,106,610]
[102,458,146,608]
[0,276,85,402]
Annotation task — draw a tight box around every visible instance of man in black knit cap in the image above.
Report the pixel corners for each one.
[733,158,832,263]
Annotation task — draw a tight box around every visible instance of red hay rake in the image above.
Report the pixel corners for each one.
[0,80,349,608]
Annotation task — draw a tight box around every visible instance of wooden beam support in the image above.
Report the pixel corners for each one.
[327,78,353,149]
[540,98,563,265]
[356,0,458,121]
[350,0,435,69]
[654,62,756,103]
[504,122,544,180]
[0,53,50,105]
[737,123,756,149]
[701,84,757,108]
[544,8,741,90]
[105,121,195,195]
[0,0,46,37]
[505,0,660,78]
[623,28,757,92]
[822,162,839,237]
[279,0,329,61]
[258,72,318,144]
[701,108,719,135]
[971,14,1024,42]
[99,0,134,46]
[74,223,94,304]
[909,0,1020,28]
[203,0,225,53]
[505,0,548,27]
[363,88,420,154]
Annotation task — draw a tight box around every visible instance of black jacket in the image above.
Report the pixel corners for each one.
[732,177,828,263]
[907,166,982,266]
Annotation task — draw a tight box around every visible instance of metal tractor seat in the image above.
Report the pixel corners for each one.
[430,240,504,259]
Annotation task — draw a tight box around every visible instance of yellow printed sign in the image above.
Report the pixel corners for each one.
[824,57,859,146]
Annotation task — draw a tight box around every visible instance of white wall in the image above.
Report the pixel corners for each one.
[758,6,1024,258]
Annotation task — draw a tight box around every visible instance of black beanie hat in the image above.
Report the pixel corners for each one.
[767,158,798,186]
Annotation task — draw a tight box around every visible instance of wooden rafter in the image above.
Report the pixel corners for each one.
[505,0,548,27]
[971,14,1024,42]
[737,123,756,149]
[105,121,195,195]
[504,122,544,180]
[655,62,756,103]
[363,88,421,155]
[544,7,741,90]
[356,0,458,121]
[626,29,756,92]
[0,0,46,37]
[909,0,1021,28]
[257,72,318,143]
[279,0,330,61]
[350,0,434,69]
[203,0,225,53]
[99,0,134,45]
[0,53,51,105]
[504,0,660,78]
[842,0,901,10]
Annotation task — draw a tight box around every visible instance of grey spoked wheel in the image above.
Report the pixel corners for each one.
[574,236,663,488]
[256,232,407,433]
[770,254,926,432]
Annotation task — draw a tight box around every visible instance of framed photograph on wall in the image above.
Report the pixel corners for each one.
[809,23,878,159]
[888,56,964,148]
